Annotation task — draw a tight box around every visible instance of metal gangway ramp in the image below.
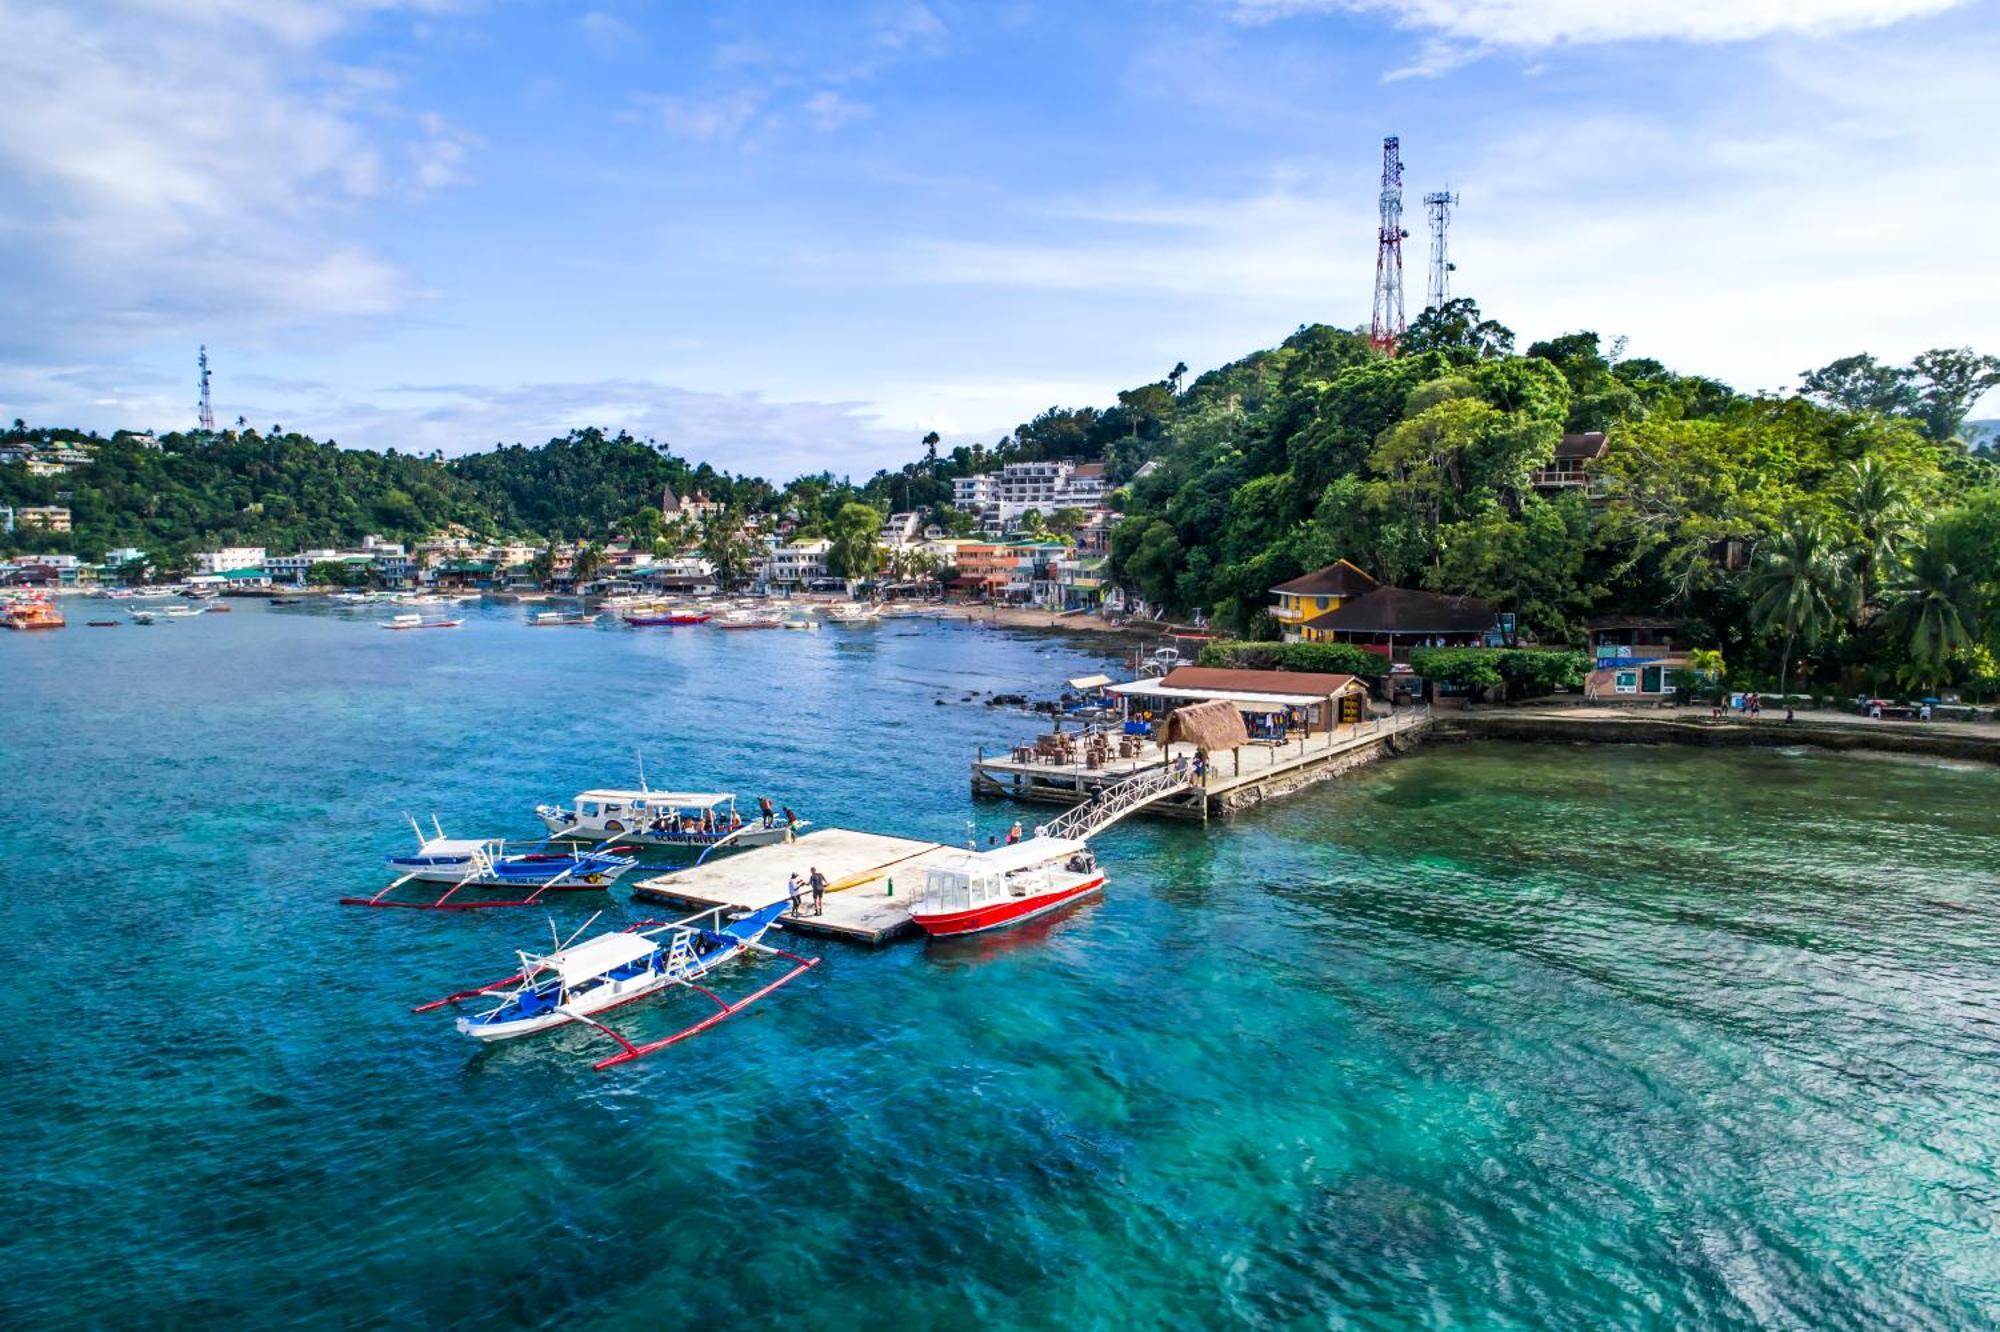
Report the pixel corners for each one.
[1035,764,1192,841]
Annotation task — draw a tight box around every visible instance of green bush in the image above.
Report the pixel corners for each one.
[1407,647,1592,693]
[1197,639,1387,677]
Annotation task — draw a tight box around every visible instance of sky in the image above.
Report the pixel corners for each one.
[1,0,1995,480]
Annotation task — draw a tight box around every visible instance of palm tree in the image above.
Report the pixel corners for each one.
[1841,457,1913,614]
[572,541,606,587]
[1746,519,1853,694]
[1879,527,1980,688]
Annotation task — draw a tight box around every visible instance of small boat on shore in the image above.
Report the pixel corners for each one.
[381,613,463,630]
[341,820,640,910]
[412,900,818,1069]
[909,838,1104,937]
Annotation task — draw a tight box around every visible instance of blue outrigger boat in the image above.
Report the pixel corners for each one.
[412,900,818,1069]
[340,818,641,911]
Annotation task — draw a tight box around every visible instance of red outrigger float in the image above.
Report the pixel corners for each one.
[908,837,1104,937]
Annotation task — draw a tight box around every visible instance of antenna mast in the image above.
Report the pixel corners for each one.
[1423,189,1458,311]
[1369,137,1407,354]
[196,345,215,434]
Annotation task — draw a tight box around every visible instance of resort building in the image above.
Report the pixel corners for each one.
[195,546,264,573]
[951,542,1036,600]
[880,511,923,545]
[1584,616,1691,701]
[1269,560,1378,642]
[1531,432,1610,494]
[15,505,72,533]
[952,459,1109,534]
[766,539,832,590]
[104,547,146,568]
[1299,586,1500,659]
[1108,666,1372,736]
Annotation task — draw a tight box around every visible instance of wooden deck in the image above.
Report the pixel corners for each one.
[629,827,968,946]
[973,709,1432,814]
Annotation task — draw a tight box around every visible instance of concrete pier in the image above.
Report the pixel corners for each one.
[630,828,970,946]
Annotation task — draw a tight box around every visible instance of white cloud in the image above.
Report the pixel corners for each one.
[1232,0,1970,46]
[652,89,770,143]
[578,9,642,55]
[0,0,469,352]
[804,90,871,131]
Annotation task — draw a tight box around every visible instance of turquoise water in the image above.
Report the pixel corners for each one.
[4,603,1998,1329]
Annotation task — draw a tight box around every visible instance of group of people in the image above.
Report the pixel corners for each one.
[786,867,829,917]
[755,796,799,830]
[1708,693,1796,724]
[646,807,740,838]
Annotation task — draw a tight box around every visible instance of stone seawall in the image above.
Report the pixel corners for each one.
[1435,711,2000,763]
[1210,727,1424,814]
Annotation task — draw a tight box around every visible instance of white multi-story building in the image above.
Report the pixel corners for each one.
[765,539,831,589]
[880,511,923,544]
[195,547,266,574]
[263,549,346,583]
[951,460,1109,533]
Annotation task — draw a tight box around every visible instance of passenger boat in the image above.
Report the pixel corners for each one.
[412,900,818,1069]
[536,788,803,849]
[528,609,597,627]
[622,607,710,626]
[381,612,463,630]
[715,610,783,630]
[341,819,640,910]
[824,603,880,624]
[2,597,65,630]
[156,604,206,618]
[909,838,1104,937]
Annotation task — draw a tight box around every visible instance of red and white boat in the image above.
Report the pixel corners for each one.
[910,837,1104,938]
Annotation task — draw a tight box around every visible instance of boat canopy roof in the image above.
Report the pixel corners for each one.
[575,789,733,807]
[415,837,496,856]
[932,836,1088,880]
[1066,674,1114,690]
[537,932,658,986]
[1106,679,1327,710]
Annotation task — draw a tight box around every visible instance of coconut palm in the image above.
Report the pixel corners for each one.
[1879,527,1980,688]
[1746,519,1854,693]
[1841,456,1914,613]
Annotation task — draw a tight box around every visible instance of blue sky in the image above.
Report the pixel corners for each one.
[2,0,1995,478]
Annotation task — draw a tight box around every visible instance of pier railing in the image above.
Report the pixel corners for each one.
[1035,764,1192,841]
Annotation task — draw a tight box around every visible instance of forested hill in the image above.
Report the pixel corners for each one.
[0,427,773,562]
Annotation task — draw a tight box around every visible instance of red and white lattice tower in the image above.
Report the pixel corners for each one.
[1369,136,1407,354]
[196,345,215,434]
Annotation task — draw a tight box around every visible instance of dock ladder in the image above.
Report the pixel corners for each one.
[1035,764,1193,841]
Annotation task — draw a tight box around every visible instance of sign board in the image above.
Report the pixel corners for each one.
[1339,693,1364,725]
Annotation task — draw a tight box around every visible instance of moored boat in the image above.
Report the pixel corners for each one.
[3,597,66,630]
[412,899,819,1069]
[621,607,710,626]
[909,838,1104,937]
[535,788,804,849]
[381,612,463,630]
[528,609,597,627]
[341,820,639,910]
[715,610,783,629]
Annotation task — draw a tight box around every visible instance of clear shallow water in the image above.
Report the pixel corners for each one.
[3,603,1998,1329]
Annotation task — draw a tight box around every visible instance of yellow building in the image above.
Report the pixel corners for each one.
[1269,560,1376,642]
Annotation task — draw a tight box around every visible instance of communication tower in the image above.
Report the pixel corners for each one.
[196,345,215,434]
[1423,189,1458,311]
[1370,137,1408,354]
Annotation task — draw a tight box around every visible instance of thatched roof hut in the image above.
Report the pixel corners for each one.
[1161,699,1249,752]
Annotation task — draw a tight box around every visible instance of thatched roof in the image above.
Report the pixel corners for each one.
[1161,699,1250,753]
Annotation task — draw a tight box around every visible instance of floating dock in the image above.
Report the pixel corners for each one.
[630,828,967,946]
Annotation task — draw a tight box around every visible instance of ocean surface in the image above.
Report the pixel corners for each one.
[3,600,1997,1330]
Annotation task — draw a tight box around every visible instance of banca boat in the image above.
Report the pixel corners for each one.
[714,609,783,629]
[413,900,818,1069]
[528,609,597,627]
[622,607,711,626]
[2,597,66,630]
[342,819,640,910]
[381,612,463,630]
[536,789,803,850]
[909,837,1104,937]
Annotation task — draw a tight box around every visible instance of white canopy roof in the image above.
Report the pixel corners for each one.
[1105,680,1327,710]
[1066,674,1113,690]
[576,789,732,807]
[416,837,495,856]
[933,836,1089,879]
[538,932,658,986]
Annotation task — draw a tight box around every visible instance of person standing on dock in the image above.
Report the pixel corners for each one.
[808,867,828,916]
[787,872,805,916]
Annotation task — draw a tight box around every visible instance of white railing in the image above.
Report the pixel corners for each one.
[1036,764,1192,841]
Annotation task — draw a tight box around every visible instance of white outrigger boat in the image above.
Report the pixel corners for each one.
[381,612,463,630]
[536,788,804,851]
[823,602,881,624]
[412,900,818,1069]
[341,818,641,910]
